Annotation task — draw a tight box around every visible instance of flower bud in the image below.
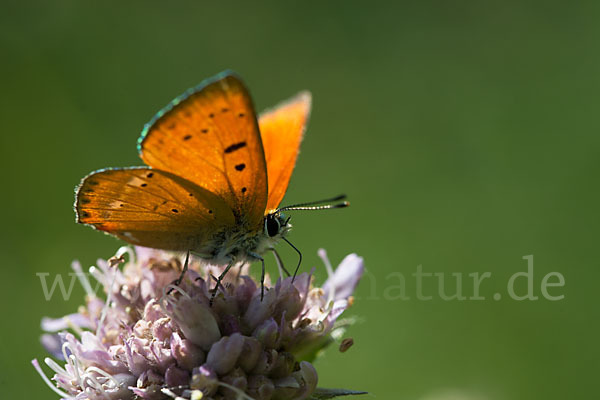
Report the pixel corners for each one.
[243,289,278,330]
[253,349,278,376]
[165,364,190,387]
[171,297,220,350]
[238,336,262,372]
[248,374,275,400]
[170,332,206,370]
[291,361,318,400]
[253,317,280,348]
[206,332,244,375]
[270,351,295,379]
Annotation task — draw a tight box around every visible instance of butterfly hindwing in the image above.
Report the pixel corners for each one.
[138,72,268,228]
[259,92,311,213]
[75,167,234,251]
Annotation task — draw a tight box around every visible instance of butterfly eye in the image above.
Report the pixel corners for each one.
[265,215,281,237]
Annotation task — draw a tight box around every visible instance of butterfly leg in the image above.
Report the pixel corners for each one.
[249,252,266,300]
[209,258,235,306]
[270,248,291,278]
[174,250,190,286]
[167,251,191,294]
[282,237,303,282]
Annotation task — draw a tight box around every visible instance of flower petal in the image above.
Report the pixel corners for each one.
[322,254,364,301]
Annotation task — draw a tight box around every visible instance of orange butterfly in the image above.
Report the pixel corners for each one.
[75,71,347,297]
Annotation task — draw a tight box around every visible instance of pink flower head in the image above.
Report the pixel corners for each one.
[33,246,364,400]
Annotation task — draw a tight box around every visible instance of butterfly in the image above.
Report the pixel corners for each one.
[75,71,347,297]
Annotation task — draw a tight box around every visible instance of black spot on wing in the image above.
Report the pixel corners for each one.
[172,209,179,213]
[146,172,154,178]
[235,163,246,171]
[141,183,148,187]
[241,187,247,193]
[201,129,208,134]
[153,199,168,211]
[238,112,245,118]
[183,135,192,141]
[224,141,247,153]
[209,113,215,118]
[221,108,229,112]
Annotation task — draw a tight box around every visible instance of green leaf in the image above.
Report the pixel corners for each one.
[310,388,368,399]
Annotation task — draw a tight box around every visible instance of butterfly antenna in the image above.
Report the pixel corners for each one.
[282,237,303,281]
[277,194,349,212]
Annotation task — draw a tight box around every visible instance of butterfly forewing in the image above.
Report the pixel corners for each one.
[259,92,311,213]
[76,168,234,251]
[138,73,267,228]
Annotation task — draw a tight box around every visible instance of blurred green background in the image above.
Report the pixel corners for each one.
[1,1,599,399]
